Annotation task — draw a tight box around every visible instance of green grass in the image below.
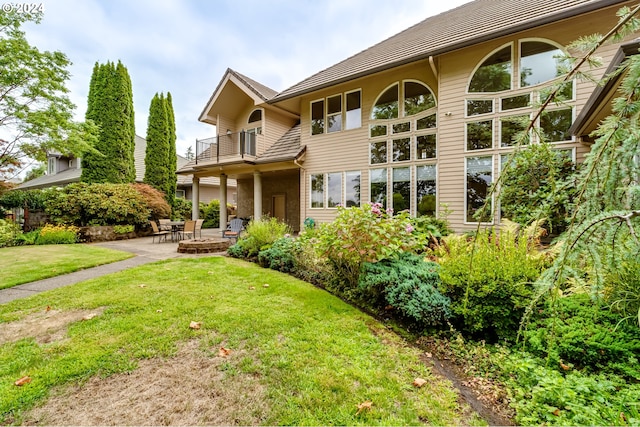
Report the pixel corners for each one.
[0,245,134,290]
[0,257,484,425]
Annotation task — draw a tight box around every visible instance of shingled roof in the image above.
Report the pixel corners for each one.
[271,0,627,102]
[255,124,304,164]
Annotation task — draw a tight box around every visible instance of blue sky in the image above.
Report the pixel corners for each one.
[24,0,472,161]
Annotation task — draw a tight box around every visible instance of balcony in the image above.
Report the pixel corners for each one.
[195,131,258,165]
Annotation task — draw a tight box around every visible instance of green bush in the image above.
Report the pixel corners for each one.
[113,225,135,234]
[200,199,220,228]
[172,197,192,221]
[0,219,21,248]
[15,229,39,245]
[132,183,171,220]
[359,253,450,328]
[314,203,428,289]
[258,237,296,273]
[232,217,291,259]
[0,188,50,211]
[433,221,549,341]
[46,183,150,226]
[524,293,640,379]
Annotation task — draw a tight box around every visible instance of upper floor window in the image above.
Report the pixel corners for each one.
[371,81,436,120]
[311,90,362,136]
[248,109,262,135]
[468,40,565,93]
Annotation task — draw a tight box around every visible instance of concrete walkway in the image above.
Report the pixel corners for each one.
[0,228,225,305]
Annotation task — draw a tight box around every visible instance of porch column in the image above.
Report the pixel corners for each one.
[219,173,228,229]
[191,176,200,220]
[253,171,262,221]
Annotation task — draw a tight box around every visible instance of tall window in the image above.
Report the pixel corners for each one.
[345,91,361,130]
[311,100,324,135]
[310,174,324,208]
[466,156,493,222]
[345,171,361,207]
[370,168,388,208]
[327,95,342,133]
[416,165,436,217]
[392,167,411,212]
[327,172,342,207]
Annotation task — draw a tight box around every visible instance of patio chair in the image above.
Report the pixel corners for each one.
[150,221,170,243]
[222,218,245,242]
[158,219,172,231]
[195,219,204,239]
[179,220,195,240]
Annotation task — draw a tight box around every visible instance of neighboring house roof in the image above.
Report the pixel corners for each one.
[14,136,229,190]
[271,0,628,102]
[15,167,82,190]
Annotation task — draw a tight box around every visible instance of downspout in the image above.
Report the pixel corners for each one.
[428,55,438,79]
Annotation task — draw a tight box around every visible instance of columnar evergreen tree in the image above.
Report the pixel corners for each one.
[143,93,171,200]
[81,60,136,183]
[165,92,177,208]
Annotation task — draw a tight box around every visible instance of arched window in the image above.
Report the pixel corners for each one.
[248,109,262,124]
[469,45,512,93]
[372,84,399,120]
[404,81,436,116]
[520,41,564,87]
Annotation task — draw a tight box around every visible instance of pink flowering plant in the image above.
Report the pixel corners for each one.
[314,203,427,287]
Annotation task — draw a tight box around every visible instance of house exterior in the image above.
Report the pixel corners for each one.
[178,0,636,232]
[16,135,237,204]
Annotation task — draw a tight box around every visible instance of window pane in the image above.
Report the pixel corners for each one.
[327,172,342,208]
[248,109,262,123]
[372,84,399,119]
[466,120,493,150]
[501,94,530,110]
[327,95,341,114]
[311,174,324,208]
[404,81,435,116]
[416,114,437,130]
[311,100,324,135]
[520,41,564,87]
[392,167,411,212]
[370,168,387,208]
[417,134,436,159]
[346,91,361,130]
[467,100,493,116]
[328,113,342,133]
[540,81,574,103]
[417,165,436,217]
[393,122,410,134]
[370,124,387,138]
[466,156,493,222]
[541,108,572,142]
[370,141,387,164]
[469,46,512,92]
[392,138,410,162]
[327,95,342,133]
[501,115,529,147]
[345,171,361,207]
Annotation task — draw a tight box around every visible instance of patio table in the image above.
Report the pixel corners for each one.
[169,221,185,242]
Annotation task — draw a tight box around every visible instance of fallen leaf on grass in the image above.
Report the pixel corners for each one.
[14,376,31,386]
[263,283,270,288]
[218,347,232,357]
[356,401,372,414]
[248,286,256,290]
[413,378,428,387]
[552,408,561,416]
[424,352,432,358]
[139,284,146,288]
[82,313,98,321]
[156,309,163,313]
[189,321,201,330]
[559,360,571,371]
[45,305,51,312]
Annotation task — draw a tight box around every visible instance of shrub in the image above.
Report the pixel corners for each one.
[172,197,192,220]
[233,217,291,259]
[132,183,171,220]
[432,220,549,341]
[36,224,79,245]
[15,229,39,246]
[359,253,451,328]
[200,199,220,228]
[523,293,640,379]
[258,237,296,273]
[46,183,150,226]
[314,203,428,289]
[113,224,135,234]
[0,219,21,248]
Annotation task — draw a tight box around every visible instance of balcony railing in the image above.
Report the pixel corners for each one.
[195,131,257,164]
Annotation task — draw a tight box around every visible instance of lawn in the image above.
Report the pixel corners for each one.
[0,256,484,426]
[0,245,134,290]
